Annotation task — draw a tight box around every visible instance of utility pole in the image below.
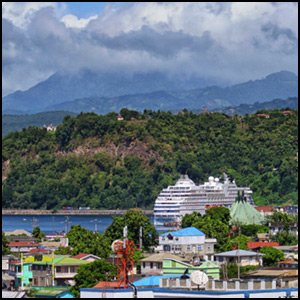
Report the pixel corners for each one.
[139,226,143,251]
[63,216,71,233]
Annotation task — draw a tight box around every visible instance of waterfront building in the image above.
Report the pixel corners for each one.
[154,173,254,230]
[159,227,217,261]
[8,241,42,255]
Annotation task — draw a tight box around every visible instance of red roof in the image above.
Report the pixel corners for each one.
[9,241,41,246]
[255,206,275,212]
[26,248,49,254]
[256,114,270,117]
[93,282,120,289]
[72,253,90,259]
[247,242,279,249]
[279,260,296,264]
[281,111,291,114]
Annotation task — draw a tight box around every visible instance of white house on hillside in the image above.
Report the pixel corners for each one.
[159,227,216,261]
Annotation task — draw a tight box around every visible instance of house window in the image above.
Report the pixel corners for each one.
[198,246,202,251]
[143,262,145,268]
[187,245,191,251]
[150,262,153,269]
[70,266,75,273]
[56,266,61,273]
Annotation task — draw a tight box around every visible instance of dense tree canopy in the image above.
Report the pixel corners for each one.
[70,259,117,298]
[2,232,11,255]
[54,225,112,259]
[259,246,285,266]
[2,109,298,210]
[181,207,232,253]
[104,209,158,251]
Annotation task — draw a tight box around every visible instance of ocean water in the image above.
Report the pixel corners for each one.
[2,214,155,234]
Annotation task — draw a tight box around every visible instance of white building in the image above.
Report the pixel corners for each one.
[214,250,264,267]
[159,227,216,261]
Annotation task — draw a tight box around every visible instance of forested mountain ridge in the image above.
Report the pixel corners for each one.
[44,71,298,115]
[2,109,298,210]
[2,70,298,115]
[212,97,298,116]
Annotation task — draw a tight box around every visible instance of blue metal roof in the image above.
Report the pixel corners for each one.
[160,227,206,237]
[134,275,182,287]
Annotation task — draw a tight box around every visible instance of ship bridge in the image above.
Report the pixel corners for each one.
[173,175,196,189]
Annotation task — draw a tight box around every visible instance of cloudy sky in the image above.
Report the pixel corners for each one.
[2,2,298,96]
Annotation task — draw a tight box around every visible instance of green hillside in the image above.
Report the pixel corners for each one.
[2,111,77,136]
[2,109,298,209]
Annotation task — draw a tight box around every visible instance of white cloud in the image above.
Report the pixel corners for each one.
[2,2,298,97]
[2,2,57,28]
[61,14,98,28]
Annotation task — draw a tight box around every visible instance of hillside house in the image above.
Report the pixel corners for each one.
[214,250,264,267]
[159,227,217,261]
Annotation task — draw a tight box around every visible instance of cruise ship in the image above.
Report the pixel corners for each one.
[154,173,254,230]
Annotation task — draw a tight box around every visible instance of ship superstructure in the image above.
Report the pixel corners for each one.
[154,173,254,230]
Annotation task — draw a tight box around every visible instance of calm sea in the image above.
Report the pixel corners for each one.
[2,214,155,234]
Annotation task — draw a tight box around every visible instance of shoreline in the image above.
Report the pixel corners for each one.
[2,209,154,215]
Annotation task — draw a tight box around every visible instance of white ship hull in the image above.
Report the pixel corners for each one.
[154,174,254,230]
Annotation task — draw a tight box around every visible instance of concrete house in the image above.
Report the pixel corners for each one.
[140,253,187,275]
[159,227,217,261]
[214,250,264,267]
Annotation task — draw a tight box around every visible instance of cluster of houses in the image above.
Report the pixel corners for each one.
[2,204,298,298]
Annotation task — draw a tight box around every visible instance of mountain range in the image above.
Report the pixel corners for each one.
[2,70,298,115]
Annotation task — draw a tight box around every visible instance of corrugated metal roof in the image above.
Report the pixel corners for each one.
[214,250,264,257]
[2,291,26,298]
[134,275,182,287]
[160,227,206,237]
[140,253,186,263]
[247,242,279,249]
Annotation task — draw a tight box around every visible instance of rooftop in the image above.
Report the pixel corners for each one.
[214,250,265,257]
[247,242,279,249]
[160,227,206,237]
[134,275,182,287]
[8,241,41,246]
[25,248,51,254]
[140,253,187,263]
[254,206,275,212]
[72,253,101,260]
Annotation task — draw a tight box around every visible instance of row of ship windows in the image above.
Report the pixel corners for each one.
[154,210,180,213]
